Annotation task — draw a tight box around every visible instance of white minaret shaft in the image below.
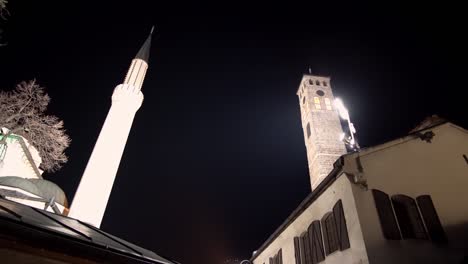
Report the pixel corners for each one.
[69,30,152,227]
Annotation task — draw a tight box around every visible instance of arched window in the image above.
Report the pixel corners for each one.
[309,79,314,85]
[416,195,447,244]
[315,80,320,85]
[372,189,401,240]
[391,195,427,239]
[324,98,332,110]
[322,212,339,255]
[313,97,321,110]
[333,200,350,250]
[308,220,325,263]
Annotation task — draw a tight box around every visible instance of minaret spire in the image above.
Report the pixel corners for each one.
[123,26,154,91]
[135,26,154,63]
[69,29,153,227]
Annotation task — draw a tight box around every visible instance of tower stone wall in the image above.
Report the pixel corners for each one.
[297,75,346,190]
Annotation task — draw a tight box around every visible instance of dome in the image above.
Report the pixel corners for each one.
[0,176,44,197]
[29,179,68,207]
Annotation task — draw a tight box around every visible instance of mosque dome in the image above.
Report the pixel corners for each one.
[29,179,68,207]
[0,176,44,197]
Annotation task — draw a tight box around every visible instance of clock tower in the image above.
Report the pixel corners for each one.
[297,74,347,190]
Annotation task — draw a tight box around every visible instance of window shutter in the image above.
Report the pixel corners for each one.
[321,215,330,255]
[372,189,401,240]
[294,237,302,264]
[303,232,312,264]
[392,195,427,239]
[333,200,350,250]
[322,212,339,255]
[299,232,307,264]
[327,213,340,253]
[417,195,448,244]
[308,220,325,263]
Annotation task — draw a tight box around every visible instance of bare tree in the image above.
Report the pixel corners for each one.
[0,0,7,19]
[0,80,71,172]
[0,0,7,46]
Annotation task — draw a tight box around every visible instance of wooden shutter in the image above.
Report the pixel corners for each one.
[392,195,427,239]
[299,232,307,264]
[372,189,401,240]
[322,212,339,255]
[333,200,350,250]
[327,213,340,253]
[417,195,448,244]
[303,232,312,263]
[321,215,330,255]
[294,237,302,264]
[308,220,325,263]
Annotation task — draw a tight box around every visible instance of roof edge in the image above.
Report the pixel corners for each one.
[250,156,346,261]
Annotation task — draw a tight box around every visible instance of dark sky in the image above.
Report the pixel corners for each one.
[0,1,466,263]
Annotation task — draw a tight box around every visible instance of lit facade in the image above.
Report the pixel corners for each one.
[69,31,152,227]
[251,75,468,264]
[297,75,347,190]
[0,130,68,214]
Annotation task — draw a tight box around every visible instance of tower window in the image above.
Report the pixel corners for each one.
[324,98,332,110]
[316,90,325,96]
[323,81,328,86]
[303,96,306,105]
[315,80,320,85]
[313,97,321,110]
[306,123,311,138]
[309,79,314,85]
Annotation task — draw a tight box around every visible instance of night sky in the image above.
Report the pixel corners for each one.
[0,1,466,263]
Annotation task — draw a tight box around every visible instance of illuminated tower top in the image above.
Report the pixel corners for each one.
[123,26,153,91]
[297,74,347,190]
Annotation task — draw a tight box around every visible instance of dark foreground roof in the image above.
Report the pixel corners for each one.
[0,197,178,264]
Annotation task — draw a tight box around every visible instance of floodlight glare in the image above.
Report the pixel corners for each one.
[339,132,345,141]
[334,98,349,120]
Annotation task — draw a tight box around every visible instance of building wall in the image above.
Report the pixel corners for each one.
[0,133,42,179]
[252,175,369,264]
[348,123,468,264]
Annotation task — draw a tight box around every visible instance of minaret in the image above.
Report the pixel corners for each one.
[69,29,153,227]
[297,74,347,190]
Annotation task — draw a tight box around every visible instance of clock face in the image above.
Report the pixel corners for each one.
[316,90,325,96]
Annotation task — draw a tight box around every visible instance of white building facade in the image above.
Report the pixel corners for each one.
[0,129,68,214]
[251,75,468,264]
